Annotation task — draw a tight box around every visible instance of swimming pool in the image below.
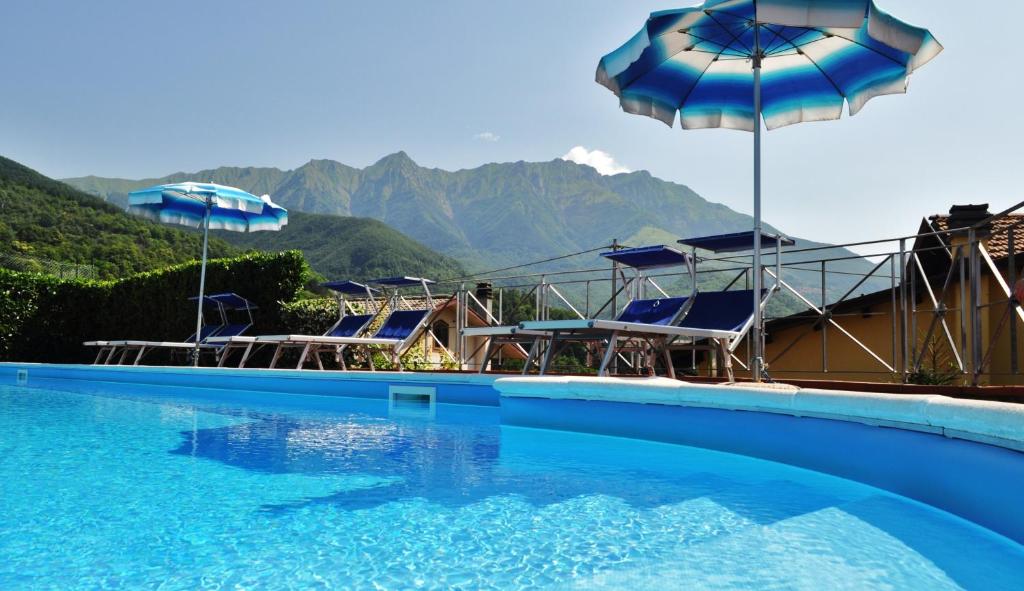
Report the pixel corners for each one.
[2,378,1023,590]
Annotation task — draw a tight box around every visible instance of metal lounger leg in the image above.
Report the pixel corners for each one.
[540,332,561,376]
[269,344,284,369]
[598,332,620,377]
[238,342,255,368]
[717,339,734,381]
[522,337,542,375]
[337,346,347,371]
[663,345,676,380]
[479,339,495,374]
[217,344,231,368]
[296,343,312,370]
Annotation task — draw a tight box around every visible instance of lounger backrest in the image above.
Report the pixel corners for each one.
[373,309,430,340]
[327,314,375,338]
[677,289,764,333]
[212,323,250,339]
[616,297,690,326]
[187,324,224,344]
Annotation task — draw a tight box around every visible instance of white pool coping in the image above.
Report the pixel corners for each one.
[494,376,1024,453]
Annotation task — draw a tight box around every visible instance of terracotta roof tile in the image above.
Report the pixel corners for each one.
[928,215,1024,260]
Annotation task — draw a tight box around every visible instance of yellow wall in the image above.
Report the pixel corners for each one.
[745,269,1024,385]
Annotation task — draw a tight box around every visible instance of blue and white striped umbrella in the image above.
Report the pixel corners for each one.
[596,0,939,380]
[128,182,288,233]
[597,0,941,131]
[128,182,288,365]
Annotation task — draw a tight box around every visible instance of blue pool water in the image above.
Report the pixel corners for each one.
[1,383,1023,590]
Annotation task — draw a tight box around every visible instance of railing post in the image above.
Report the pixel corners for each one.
[959,245,968,376]
[821,259,828,373]
[1010,229,1018,375]
[898,238,909,380]
[890,253,898,374]
[458,283,466,370]
[969,228,982,384]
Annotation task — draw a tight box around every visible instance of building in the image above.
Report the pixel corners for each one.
[760,204,1024,386]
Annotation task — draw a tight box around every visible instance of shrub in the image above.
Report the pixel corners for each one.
[0,250,309,363]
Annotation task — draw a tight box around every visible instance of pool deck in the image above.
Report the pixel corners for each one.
[495,376,1024,453]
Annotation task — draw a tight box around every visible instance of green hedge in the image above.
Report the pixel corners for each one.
[0,250,310,363]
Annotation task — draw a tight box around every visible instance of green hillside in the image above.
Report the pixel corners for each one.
[0,156,237,278]
[215,212,465,283]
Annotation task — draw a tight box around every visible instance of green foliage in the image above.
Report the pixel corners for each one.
[908,333,961,386]
[0,251,309,363]
[0,155,237,278]
[907,368,959,386]
[217,212,465,282]
[279,297,343,336]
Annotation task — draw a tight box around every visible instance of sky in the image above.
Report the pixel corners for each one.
[1,0,1021,250]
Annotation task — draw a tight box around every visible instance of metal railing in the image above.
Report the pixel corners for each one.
[430,201,1024,385]
[0,252,99,280]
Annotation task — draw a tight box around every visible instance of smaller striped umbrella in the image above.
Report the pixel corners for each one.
[128,182,288,365]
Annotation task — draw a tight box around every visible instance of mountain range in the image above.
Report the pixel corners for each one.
[66,153,883,308]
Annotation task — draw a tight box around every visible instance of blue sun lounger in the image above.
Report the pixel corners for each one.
[516,245,697,377]
[259,277,442,371]
[520,295,694,377]
[84,293,254,366]
[674,230,794,379]
[266,308,433,371]
[258,312,379,369]
[666,288,768,380]
[84,323,224,365]
[214,281,380,369]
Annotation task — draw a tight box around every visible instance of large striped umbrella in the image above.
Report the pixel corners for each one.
[596,0,940,381]
[129,182,288,365]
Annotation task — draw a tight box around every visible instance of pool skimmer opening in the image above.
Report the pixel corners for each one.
[16,369,28,386]
[388,385,436,419]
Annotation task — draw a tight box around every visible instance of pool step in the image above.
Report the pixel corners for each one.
[561,495,1005,590]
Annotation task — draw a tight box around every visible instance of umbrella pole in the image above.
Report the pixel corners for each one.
[193,199,212,367]
[751,39,764,383]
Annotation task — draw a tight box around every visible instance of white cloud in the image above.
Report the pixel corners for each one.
[561,146,631,176]
[473,131,500,142]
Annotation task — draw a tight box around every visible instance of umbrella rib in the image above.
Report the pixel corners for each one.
[798,25,907,67]
[673,42,736,113]
[765,34,831,57]
[762,24,846,98]
[680,30,734,54]
[704,11,753,56]
[703,6,753,22]
[758,24,787,55]
[763,27,816,55]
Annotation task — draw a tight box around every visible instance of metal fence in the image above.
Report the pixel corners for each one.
[0,252,99,280]
[435,201,1024,385]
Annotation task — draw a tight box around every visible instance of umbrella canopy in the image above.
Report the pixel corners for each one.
[128,182,288,365]
[128,182,287,232]
[596,0,941,131]
[596,0,939,381]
